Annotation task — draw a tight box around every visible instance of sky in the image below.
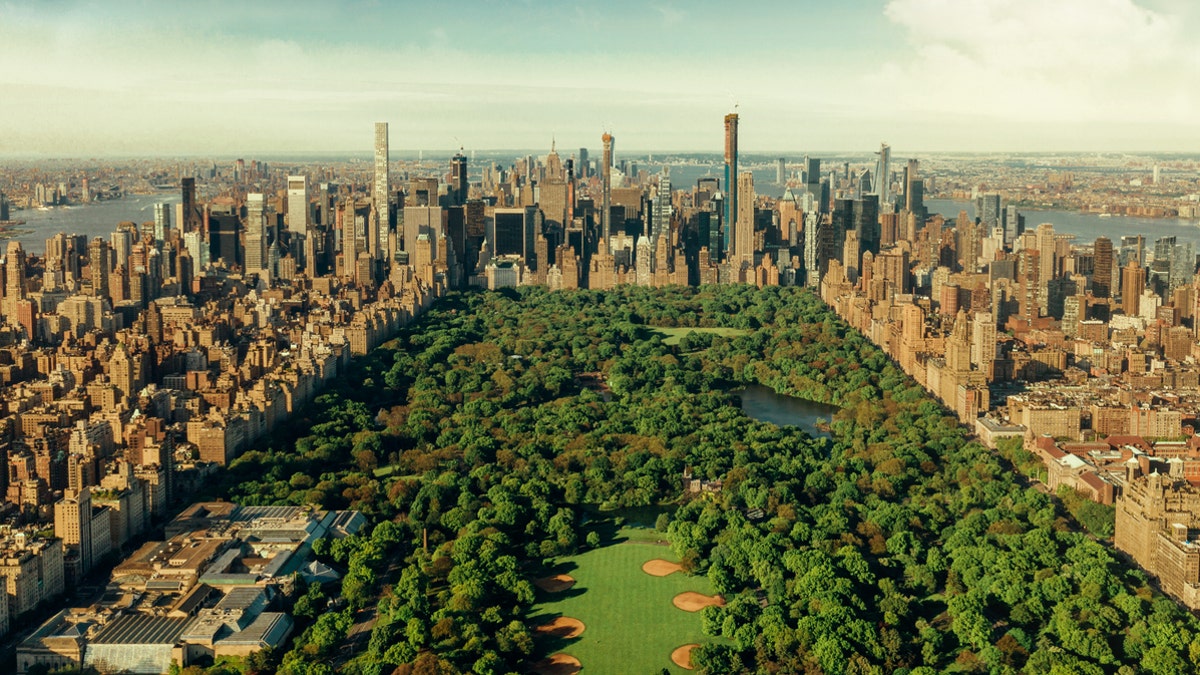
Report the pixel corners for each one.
[2,0,1199,157]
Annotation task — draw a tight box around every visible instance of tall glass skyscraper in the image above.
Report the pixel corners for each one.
[374,122,390,257]
[723,113,738,261]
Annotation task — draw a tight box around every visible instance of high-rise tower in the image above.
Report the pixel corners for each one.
[723,113,739,258]
[88,238,110,299]
[245,193,268,279]
[180,177,198,232]
[602,133,614,241]
[451,151,469,206]
[374,122,390,256]
[876,143,890,206]
[153,203,171,244]
[287,176,308,233]
[735,171,755,273]
[1093,236,1113,298]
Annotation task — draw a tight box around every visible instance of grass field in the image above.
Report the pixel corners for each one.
[531,534,719,674]
[651,326,750,346]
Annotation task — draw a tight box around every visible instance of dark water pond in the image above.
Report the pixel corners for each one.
[737,383,838,438]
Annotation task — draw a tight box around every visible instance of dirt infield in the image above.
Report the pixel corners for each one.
[641,559,683,576]
[671,644,699,670]
[534,574,577,593]
[530,653,582,675]
[534,616,586,639]
[672,592,725,612]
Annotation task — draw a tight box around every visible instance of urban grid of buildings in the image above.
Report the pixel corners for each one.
[0,116,1198,670]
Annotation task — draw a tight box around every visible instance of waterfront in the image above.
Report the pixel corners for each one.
[737,383,838,438]
[6,192,179,254]
[926,198,1200,249]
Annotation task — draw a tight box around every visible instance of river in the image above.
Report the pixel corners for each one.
[925,198,1200,249]
[5,192,180,255]
[737,383,838,438]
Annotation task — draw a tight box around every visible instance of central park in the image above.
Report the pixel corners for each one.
[188,285,1200,675]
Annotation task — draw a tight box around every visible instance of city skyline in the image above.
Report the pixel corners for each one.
[3,0,1200,157]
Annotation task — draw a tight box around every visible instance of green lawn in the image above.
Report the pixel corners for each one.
[651,326,750,346]
[531,536,719,674]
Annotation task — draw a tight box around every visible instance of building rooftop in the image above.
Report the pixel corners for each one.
[90,614,190,645]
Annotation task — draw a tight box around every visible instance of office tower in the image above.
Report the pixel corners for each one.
[5,241,26,302]
[652,176,672,244]
[451,151,469,206]
[56,488,93,579]
[88,238,110,299]
[408,177,438,207]
[404,205,443,260]
[180,177,198,232]
[723,113,739,253]
[1093,236,1113,298]
[875,143,890,206]
[0,191,9,221]
[854,195,881,257]
[208,208,241,267]
[374,122,390,250]
[245,193,267,273]
[1172,241,1195,291]
[1003,204,1023,248]
[978,193,1002,230]
[1121,260,1145,316]
[804,156,821,187]
[578,147,589,178]
[183,231,208,270]
[602,133,614,240]
[153,203,171,244]
[287,175,308,233]
[287,175,309,269]
[735,171,754,273]
[111,228,134,272]
[803,156,822,209]
[493,207,536,259]
[776,158,786,184]
[1036,223,1056,304]
[903,159,925,219]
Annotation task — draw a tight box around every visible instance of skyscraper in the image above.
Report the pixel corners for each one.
[245,193,268,279]
[1036,223,1057,307]
[287,175,308,233]
[374,123,390,255]
[735,171,754,273]
[723,113,739,256]
[1121,260,1145,316]
[1093,236,1113,298]
[776,158,786,185]
[804,156,822,210]
[875,143,890,206]
[88,238,110,299]
[601,133,614,241]
[451,152,469,207]
[180,177,198,232]
[5,241,27,322]
[652,176,672,245]
[978,193,1002,230]
[1003,204,1023,248]
[153,203,171,244]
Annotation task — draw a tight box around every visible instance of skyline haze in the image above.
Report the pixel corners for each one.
[3,0,1199,157]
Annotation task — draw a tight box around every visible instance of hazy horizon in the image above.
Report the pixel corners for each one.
[4,0,1199,157]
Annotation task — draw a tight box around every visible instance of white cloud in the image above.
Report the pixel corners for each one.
[877,0,1200,132]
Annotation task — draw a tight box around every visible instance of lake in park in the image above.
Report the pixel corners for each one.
[737,383,838,438]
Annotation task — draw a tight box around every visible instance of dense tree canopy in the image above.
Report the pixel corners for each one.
[207,285,1200,675]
